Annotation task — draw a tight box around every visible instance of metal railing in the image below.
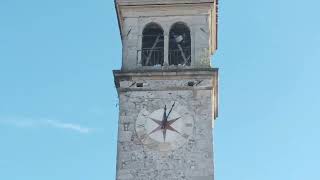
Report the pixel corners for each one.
[169,47,191,66]
[141,48,164,66]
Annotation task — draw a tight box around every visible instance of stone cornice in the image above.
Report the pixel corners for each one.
[116,0,214,6]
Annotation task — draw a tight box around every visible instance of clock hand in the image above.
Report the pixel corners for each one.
[161,105,167,129]
[148,105,169,137]
[165,102,176,120]
[148,103,178,142]
[162,128,167,142]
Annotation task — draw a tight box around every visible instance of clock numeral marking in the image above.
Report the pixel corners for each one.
[123,123,130,131]
[185,123,193,127]
[131,134,135,142]
[137,124,145,128]
[182,133,189,139]
[146,142,158,149]
[140,134,147,143]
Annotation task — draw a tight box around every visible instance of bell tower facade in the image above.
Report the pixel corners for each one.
[114,1,219,180]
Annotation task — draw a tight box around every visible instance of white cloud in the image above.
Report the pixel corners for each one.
[45,119,92,134]
[0,117,94,134]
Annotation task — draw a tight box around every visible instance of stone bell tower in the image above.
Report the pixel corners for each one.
[113,1,219,180]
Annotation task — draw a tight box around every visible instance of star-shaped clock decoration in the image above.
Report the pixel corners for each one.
[135,100,194,151]
[148,102,181,142]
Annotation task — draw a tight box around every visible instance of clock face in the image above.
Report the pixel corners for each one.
[135,101,194,152]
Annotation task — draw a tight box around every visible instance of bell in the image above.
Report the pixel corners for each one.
[175,35,183,43]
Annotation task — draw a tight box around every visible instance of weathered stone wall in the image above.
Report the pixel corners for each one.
[114,70,217,180]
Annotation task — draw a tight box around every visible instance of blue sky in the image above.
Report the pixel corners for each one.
[0,0,319,180]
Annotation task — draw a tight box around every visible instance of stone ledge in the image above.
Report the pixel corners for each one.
[113,68,219,119]
[113,68,218,77]
[116,0,214,6]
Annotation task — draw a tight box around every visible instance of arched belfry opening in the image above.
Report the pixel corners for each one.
[141,23,164,66]
[169,22,191,66]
